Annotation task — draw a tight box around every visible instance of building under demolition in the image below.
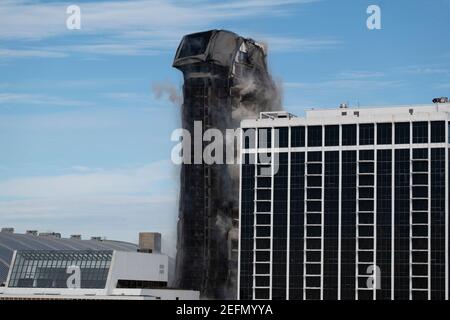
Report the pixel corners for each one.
[172,30,281,299]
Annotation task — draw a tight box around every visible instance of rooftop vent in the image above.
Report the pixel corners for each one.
[70,234,82,240]
[432,97,449,104]
[259,111,296,120]
[1,227,14,233]
[26,230,38,236]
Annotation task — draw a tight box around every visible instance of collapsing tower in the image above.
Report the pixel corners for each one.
[173,30,280,299]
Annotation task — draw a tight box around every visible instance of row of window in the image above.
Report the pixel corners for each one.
[243,121,447,148]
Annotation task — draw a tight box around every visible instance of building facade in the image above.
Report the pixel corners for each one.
[238,103,450,300]
[0,250,198,300]
[0,230,198,300]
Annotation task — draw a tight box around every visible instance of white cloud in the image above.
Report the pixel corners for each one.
[0,160,173,198]
[0,0,314,40]
[284,68,404,91]
[285,79,402,90]
[0,0,330,57]
[0,93,94,107]
[0,48,67,58]
[397,65,449,75]
[336,71,385,79]
[262,36,341,52]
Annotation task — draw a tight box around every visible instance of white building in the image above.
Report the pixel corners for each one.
[238,101,450,300]
[0,231,198,300]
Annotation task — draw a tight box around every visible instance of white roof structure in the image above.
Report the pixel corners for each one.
[0,250,199,300]
[241,103,450,128]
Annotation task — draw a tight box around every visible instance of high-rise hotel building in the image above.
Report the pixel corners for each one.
[238,102,450,300]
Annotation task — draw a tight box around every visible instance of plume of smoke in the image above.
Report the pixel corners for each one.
[152,82,183,106]
[211,70,284,299]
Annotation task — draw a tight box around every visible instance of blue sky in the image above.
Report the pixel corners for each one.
[0,0,449,256]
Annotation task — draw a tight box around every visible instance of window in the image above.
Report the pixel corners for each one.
[413,122,428,143]
[255,263,270,274]
[377,123,392,144]
[255,251,270,262]
[256,226,271,237]
[359,124,374,145]
[117,280,167,289]
[274,127,288,148]
[395,122,410,144]
[256,239,271,249]
[308,126,322,147]
[342,124,357,145]
[359,150,374,160]
[291,126,305,147]
[255,276,270,287]
[325,125,339,146]
[431,121,445,143]
[256,214,271,225]
[255,288,270,299]
[177,31,212,58]
[8,250,112,289]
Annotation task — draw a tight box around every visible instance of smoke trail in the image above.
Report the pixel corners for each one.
[152,82,183,106]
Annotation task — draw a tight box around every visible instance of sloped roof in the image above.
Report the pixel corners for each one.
[0,232,138,284]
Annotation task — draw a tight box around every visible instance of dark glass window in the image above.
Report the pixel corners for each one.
[394,149,410,299]
[395,122,410,144]
[255,251,270,261]
[308,126,322,147]
[376,149,392,299]
[359,124,374,145]
[359,150,374,160]
[431,148,445,299]
[256,214,271,225]
[256,239,271,249]
[291,126,305,147]
[377,123,392,145]
[177,31,212,58]
[254,288,269,299]
[342,124,357,146]
[274,127,288,148]
[256,226,271,237]
[413,122,428,143]
[413,148,428,159]
[325,125,339,146]
[256,202,271,212]
[307,151,322,162]
[255,276,270,287]
[255,263,270,274]
[431,121,445,143]
[8,250,113,289]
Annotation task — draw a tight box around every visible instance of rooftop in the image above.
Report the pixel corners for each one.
[0,230,138,285]
[242,102,450,127]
